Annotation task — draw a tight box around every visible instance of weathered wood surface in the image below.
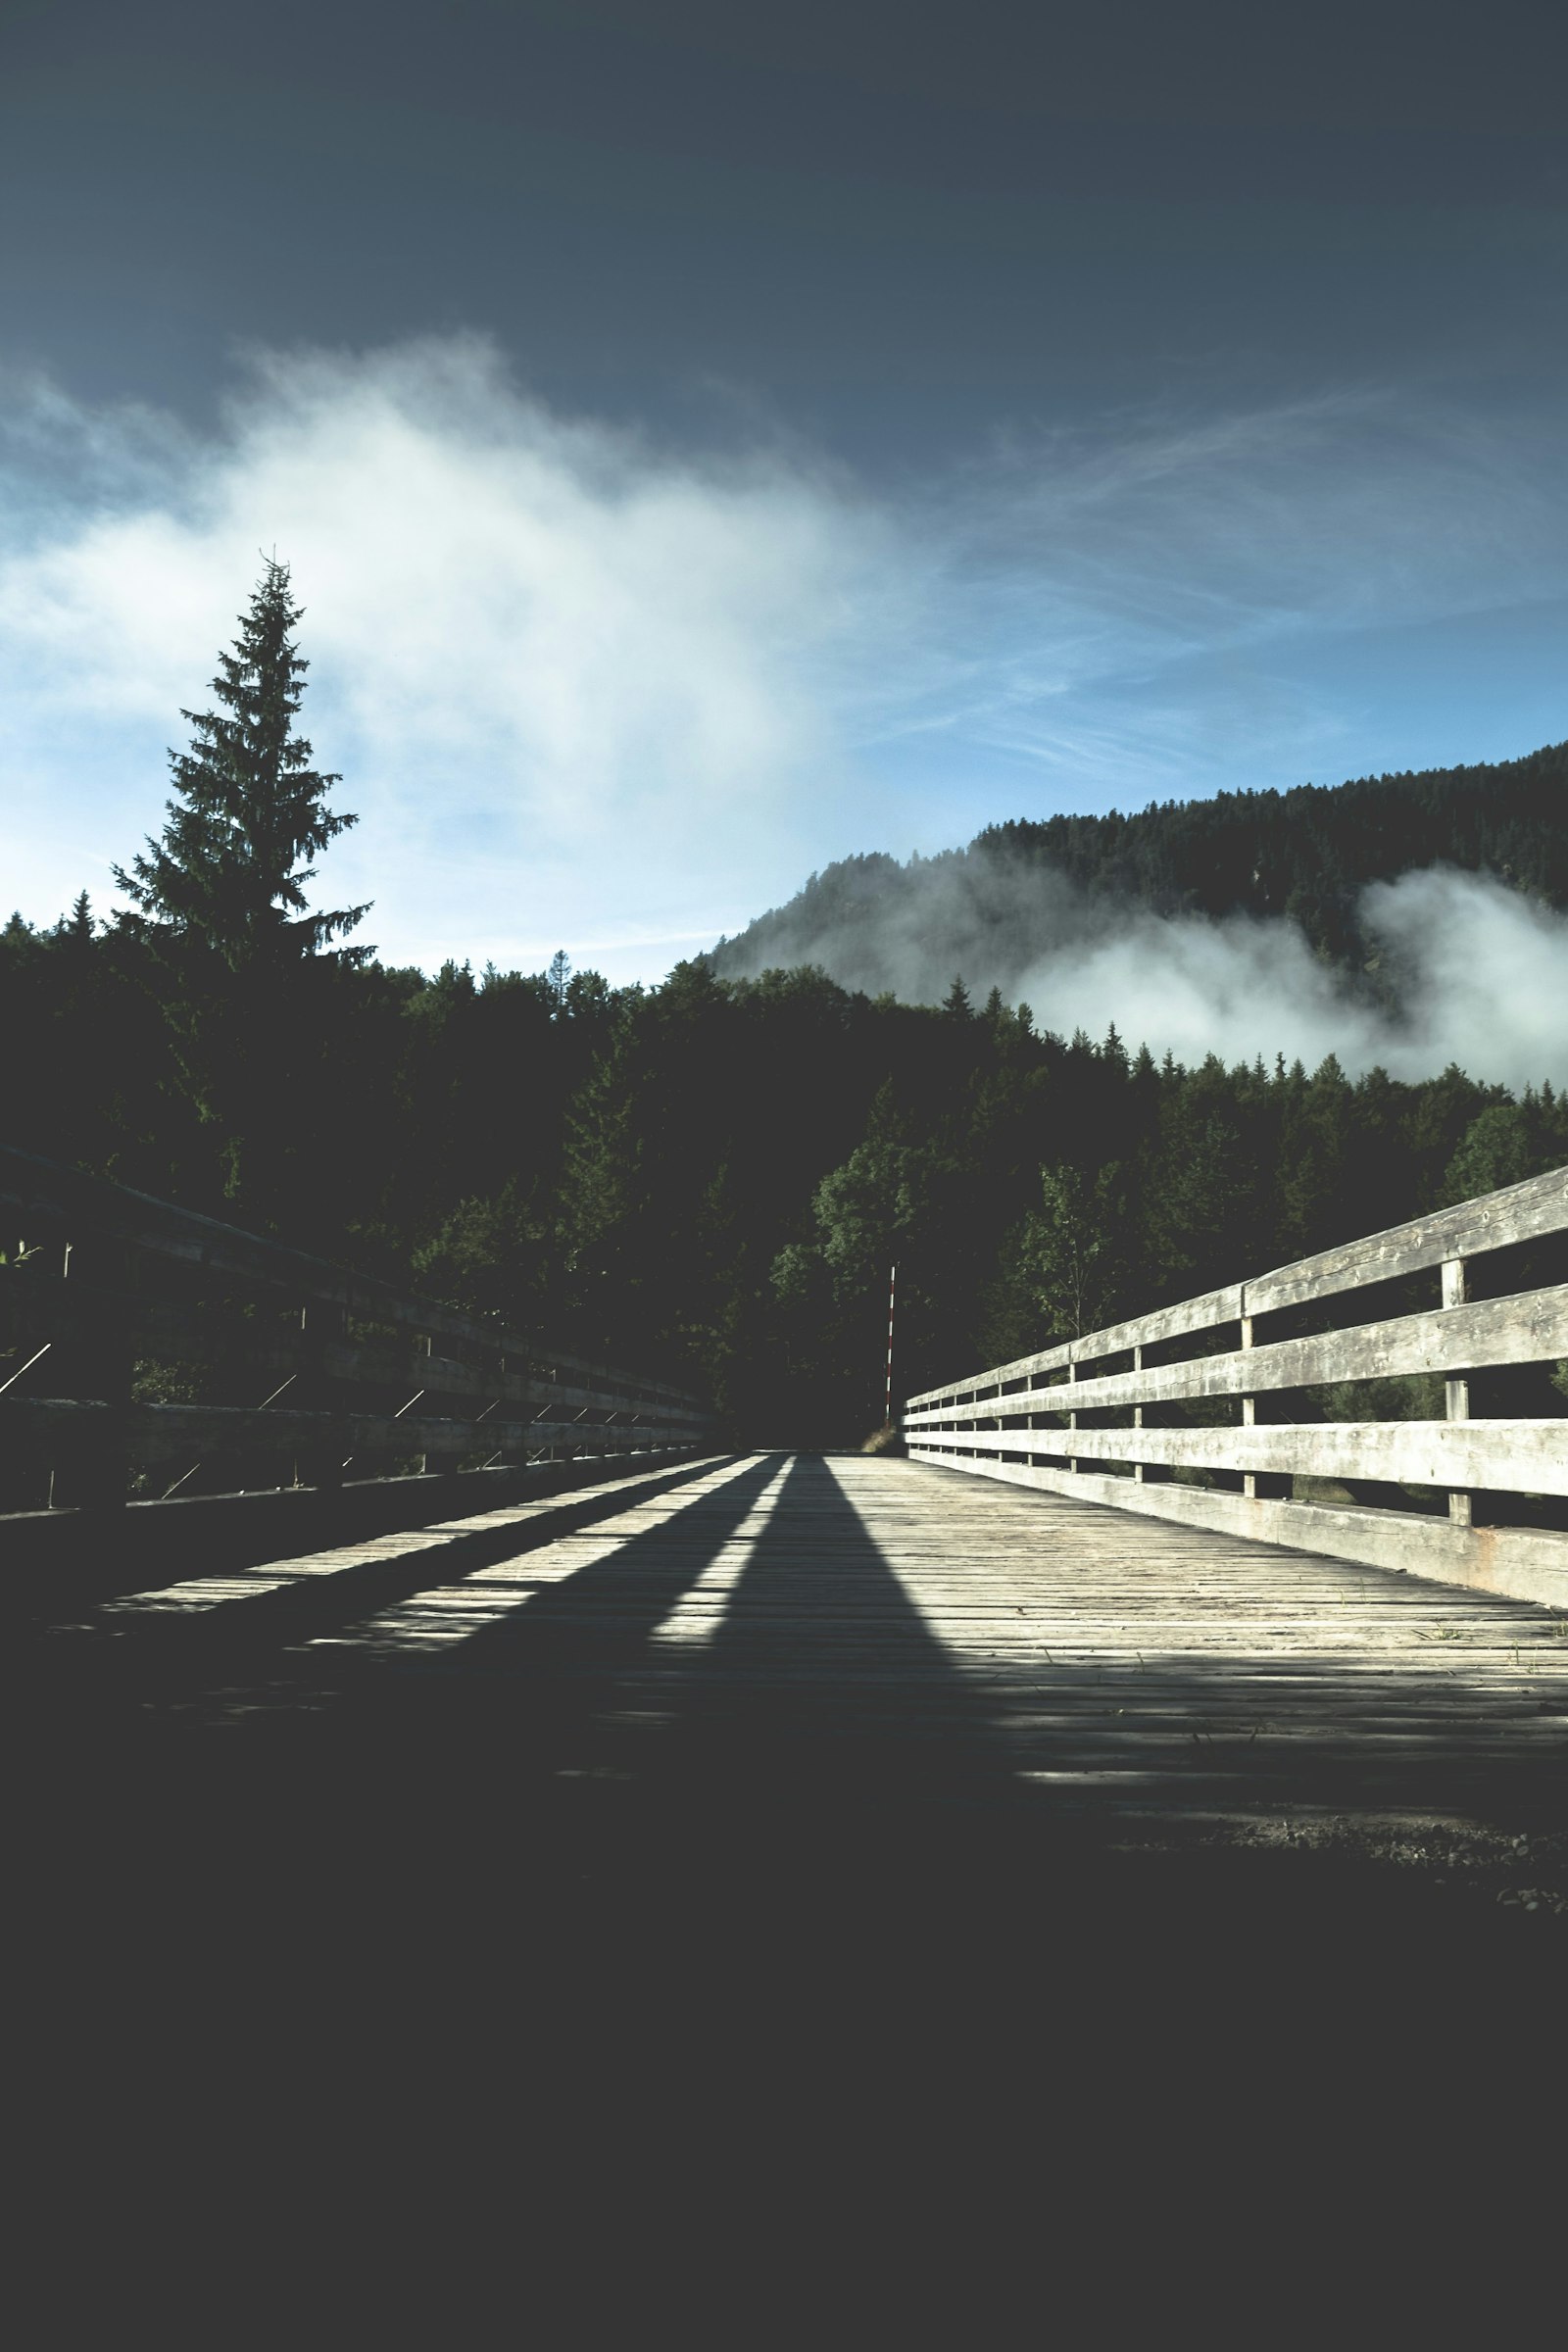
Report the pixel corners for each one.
[3,1289,690,1415]
[904,1166,1568,1603]
[0,1144,508,1352]
[906,1286,1568,1422]
[2,1147,708,1404]
[906,1445,1568,1609]
[908,1164,1568,1410]
[32,1453,1568,1834]
[922,1285,1247,1396]
[907,1417,1568,1494]
[0,1147,703,1407]
[1,1145,708,1507]
[1246,1164,1568,1314]
[7,1396,701,1470]
[17,1438,1568,2216]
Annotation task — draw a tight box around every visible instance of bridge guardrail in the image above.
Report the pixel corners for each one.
[903,1166,1568,1610]
[0,1144,710,1516]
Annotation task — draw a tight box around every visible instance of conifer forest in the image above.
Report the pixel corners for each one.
[7,564,1568,1444]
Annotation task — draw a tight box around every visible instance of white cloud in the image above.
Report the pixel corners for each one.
[0,338,897,975]
[2,340,1566,1023]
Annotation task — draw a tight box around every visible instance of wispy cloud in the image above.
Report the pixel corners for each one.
[864,386,1568,793]
[2,340,1565,1005]
[0,338,896,972]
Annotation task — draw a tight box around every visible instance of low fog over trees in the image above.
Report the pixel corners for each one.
[6,566,1567,1441]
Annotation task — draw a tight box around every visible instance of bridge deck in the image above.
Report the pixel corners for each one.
[27,1447,1568,1857]
[17,1446,1568,2180]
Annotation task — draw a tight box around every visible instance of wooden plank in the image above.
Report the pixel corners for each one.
[905,1283,1568,1421]
[0,1145,707,1411]
[906,1446,1568,1608]
[3,1396,706,1472]
[3,1286,697,1426]
[906,1286,1245,1406]
[906,1164,1568,1411]
[0,1143,475,1343]
[1244,1163,1568,1315]
[31,1447,1568,1858]
[907,1416,1568,1494]
[1066,1286,1246,1369]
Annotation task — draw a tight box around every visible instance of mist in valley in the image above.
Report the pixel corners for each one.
[710,858,1568,1092]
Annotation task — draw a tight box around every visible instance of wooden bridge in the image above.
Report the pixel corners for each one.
[6,1145,1568,2017]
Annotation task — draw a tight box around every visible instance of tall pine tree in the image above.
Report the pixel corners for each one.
[112,561,370,1219]
[116,558,368,968]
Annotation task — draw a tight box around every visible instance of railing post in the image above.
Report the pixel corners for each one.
[299,1300,346,1491]
[70,1237,133,1514]
[1442,1256,1471,1528]
[1132,1344,1144,1482]
[1241,1313,1256,1499]
[1067,1355,1078,1473]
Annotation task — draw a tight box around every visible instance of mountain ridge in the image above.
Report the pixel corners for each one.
[707,740,1568,1002]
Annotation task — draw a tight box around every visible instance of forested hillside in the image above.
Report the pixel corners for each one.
[708,742,1568,999]
[8,912,1566,1440]
[6,570,1565,1445]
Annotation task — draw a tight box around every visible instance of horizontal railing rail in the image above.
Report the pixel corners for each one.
[0,1144,711,1517]
[904,1165,1568,1610]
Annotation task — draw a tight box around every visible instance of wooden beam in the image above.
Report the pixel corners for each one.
[905,1284,1568,1421]
[1245,1164,1568,1315]
[910,1416,1568,1494]
[3,1396,706,1473]
[906,1162,1568,1410]
[0,1145,705,1412]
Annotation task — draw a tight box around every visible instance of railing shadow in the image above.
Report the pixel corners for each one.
[15,1446,1567,2119]
[322,1451,1018,1820]
[665,1450,1016,1808]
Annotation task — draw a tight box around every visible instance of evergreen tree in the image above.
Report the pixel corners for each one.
[1014,1160,1130,1343]
[1442,1102,1552,1204]
[115,559,368,969]
[108,561,374,1218]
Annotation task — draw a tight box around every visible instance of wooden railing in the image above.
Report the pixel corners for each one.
[0,1144,710,1519]
[904,1166,1568,1610]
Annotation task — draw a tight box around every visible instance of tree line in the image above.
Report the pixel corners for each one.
[711,738,1568,994]
[6,564,1566,1442]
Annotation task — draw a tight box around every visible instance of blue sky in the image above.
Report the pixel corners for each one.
[4,1,1567,981]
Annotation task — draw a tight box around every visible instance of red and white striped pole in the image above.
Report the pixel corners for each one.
[885,1262,897,1427]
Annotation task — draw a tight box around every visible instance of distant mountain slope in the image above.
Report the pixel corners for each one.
[708,742,1568,1003]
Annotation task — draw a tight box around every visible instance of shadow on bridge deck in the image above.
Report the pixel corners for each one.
[424,1449,1017,1802]
[14,1446,1568,2291]
[15,1450,1562,2352]
[17,1446,1565,1994]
